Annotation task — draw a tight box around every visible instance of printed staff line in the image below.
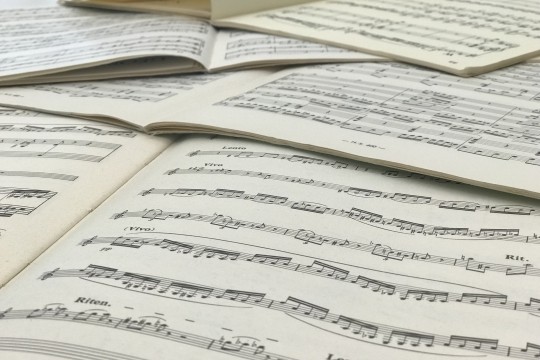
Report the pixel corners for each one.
[0,337,147,360]
[112,210,539,278]
[0,186,56,198]
[39,265,540,360]
[0,169,77,181]
[0,35,207,71]
[325,62,540,102]
[226,91,530,157]
[0,124,136,137]
[270,73,517,117]
[287,314,482,358]
[133,228,515,313]
[0,137,122,162]
[129,230,507,294]
[0,204,36,217]
[81,278,248,309]
[0,306,297,360]
[142,188,408,237]
[0,138,121,149]
[139,188,539,243]
[258,13,498,59]
[186,149,461,184]
[285,3,525,48]
[0,108,40,117]
[250,83,531,146]
[236,75,502,122]
[0,186,57,217]
[166,167,540,216]
[215,72,540,166]
[81,235,540,315]
[0,151,105,162]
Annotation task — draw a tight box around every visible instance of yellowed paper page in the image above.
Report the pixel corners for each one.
[0,135,538,359]
[214,0,540,76]
[0,0,215,83]
[1,0,390,85]
[208,29,384,70]
[1,62,538,198]
[0,109,172,286]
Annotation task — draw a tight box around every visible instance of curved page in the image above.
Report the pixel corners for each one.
[213,0,540,76]
[1,63,539,198]
[0,108,171,285]
[0,135,538,359]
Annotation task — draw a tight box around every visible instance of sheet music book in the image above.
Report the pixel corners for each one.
[61,0,540,76]
[0,107,172,285]
[1,117,539,359]
[0,0,381,86]
[59,0,313,18]
[1,61,540,199]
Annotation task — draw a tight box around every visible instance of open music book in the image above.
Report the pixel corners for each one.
[1,111,539,359]
[60,0,312,19]
[61,0,540,76]
[1,61,540,199]
[0,107,172,286]
[0,0,381,86]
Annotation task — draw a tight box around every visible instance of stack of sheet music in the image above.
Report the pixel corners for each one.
[0,1,539,360]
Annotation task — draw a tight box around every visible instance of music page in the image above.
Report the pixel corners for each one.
[2,62,540,198]
[169,62,540,199]
[207,30,383,70]
[0,109,172,285]
[213,0,540,76]
[1,0,383,85]
[0,70,275,128]
[0,135,538,359]
[0,0,214,82]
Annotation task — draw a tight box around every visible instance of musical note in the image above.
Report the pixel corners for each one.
[222,30,361,61]
[110,211,540,278]
[167,167,536,216]
[383,330,434,347]
[0,337,147,360]
[310,261,349,280]
[0,4,212,80]
[185,150,461,184]
[0,107,41,117]
[216,63,540,167]
[27,72,229,103]
[195,247,241,261]
[402,290,449,303]
[0,137,121,162]
[513,343,540,359]
[0,170,77,181]
[458,293,508,305]
[334,315,378,338]
[243,0,539,75]
[249,254,292,266]
[0,304,298,360]
[39,266,538,359]
[137,189,538,242]
[80,236,539,315]
[0,187,56,217]
[444,335,498,351]
[0,124,136,137]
